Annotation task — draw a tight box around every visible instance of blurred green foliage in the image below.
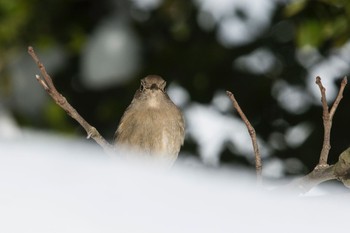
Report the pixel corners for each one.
[286,0,350,48]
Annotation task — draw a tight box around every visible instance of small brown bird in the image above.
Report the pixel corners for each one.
[115,75,185,165]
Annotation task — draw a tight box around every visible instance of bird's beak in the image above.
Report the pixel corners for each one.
[150,84,159,90]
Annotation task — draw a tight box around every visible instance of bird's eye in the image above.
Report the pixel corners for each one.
[140,80,145,91]
[161,81,166,91]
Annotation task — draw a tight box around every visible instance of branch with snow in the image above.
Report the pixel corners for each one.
[28,46,114,156]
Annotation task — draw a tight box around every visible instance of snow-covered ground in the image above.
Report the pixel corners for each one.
[0,131,349,233]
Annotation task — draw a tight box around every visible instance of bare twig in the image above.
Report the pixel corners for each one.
[330,77,347,119]
[283,76,348,194]
[28,46,115,156]
[226,91,262,185]
[315,76,347,167]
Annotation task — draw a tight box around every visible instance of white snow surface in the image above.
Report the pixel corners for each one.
[0,131,349,233]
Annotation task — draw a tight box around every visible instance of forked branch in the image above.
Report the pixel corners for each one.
[284,76,348,194]
[28,46,114,156]
[315,76,347,167]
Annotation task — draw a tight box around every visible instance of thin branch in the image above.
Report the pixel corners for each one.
[315,76,347,167]
[226,91,262,185]
[28,46,115,156]
[315,76,331,167]
[329,77,347,119]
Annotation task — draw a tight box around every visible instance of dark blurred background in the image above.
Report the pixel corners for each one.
[1,0,350,178]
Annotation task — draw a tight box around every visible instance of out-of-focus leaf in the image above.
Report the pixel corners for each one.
[296,20,323,47]
[284,0,307,17]
[44,101,74,133]
[0,0,32,46]
[67,27,87,54]
[325,16,348,38]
